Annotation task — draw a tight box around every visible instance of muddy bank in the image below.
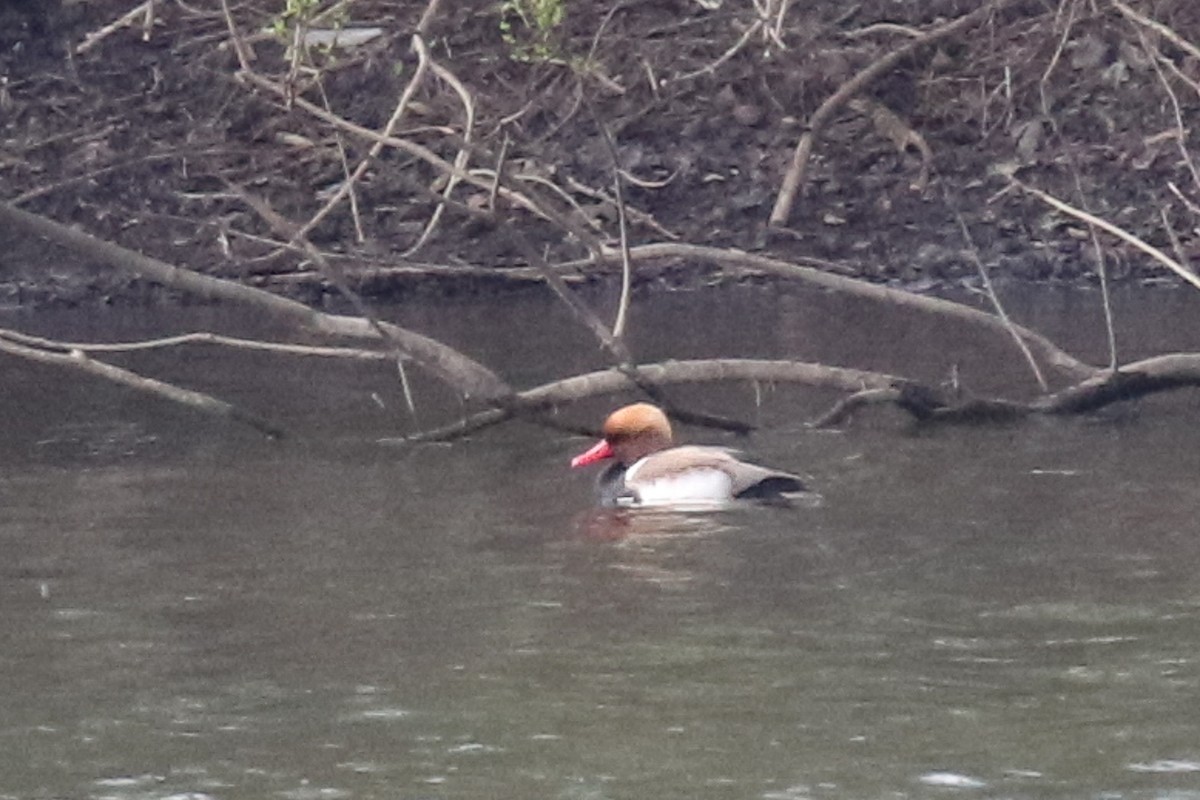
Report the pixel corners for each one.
[1,0,1199,308]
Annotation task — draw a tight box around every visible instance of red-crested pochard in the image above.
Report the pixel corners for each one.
[570,403,805,507]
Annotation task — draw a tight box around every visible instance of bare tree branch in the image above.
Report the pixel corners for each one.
[592,242,1098,381]
[402,358,902,442]
[0,328,391,361]
[1111,0,1200,63]
[0,201,512,402]
[952,208,1048,391]
[1016,181,1200,291]
[0,337,284,439]
[769,0,1031,225]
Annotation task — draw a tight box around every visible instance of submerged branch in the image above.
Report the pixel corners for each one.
[0,338,284,439]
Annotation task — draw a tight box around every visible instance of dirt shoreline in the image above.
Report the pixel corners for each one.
[2,0,1198,309]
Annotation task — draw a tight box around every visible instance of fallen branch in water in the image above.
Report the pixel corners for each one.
[952,207,1047,391]
[403,351,1200,442]
[0,336,284,439]
[0,200,513,403]
[0,327,392,361]
[7,192,1200,443]
[397,358,901,442]
[822,352,1200,424]
[348,172,1099,387]
[0,194,1101,423]
[594,242,1098,382]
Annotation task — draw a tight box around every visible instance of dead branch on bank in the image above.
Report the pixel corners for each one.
[1015,182,1200,291]
[769,0,1031,226]
[76,1,157,54]
[241,22,752,433]
[1111,0,1200,64]
[291,36,432,245]
[233,69,609,259]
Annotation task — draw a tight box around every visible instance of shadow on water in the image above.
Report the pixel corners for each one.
[2,285,1200,799]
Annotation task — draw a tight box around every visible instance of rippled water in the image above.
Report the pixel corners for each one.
[2,285,1200,800]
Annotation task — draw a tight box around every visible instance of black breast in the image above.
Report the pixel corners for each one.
[596,463,637,506]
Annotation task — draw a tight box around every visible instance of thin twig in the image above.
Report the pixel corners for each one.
[1036,8,1120,374]
[76,0,154,54]
[1059,150,1120,373]
[318,77,365,244]
[1016,181,1200,291]
[142,0,156,41]
[768,0,793,47]
[669,18,764,84]
[403,49,477,257]
[0,328,392,360]
[1160,207,1192,277]
[1139,30,1200,197]
[562,175,680,239]
[219,0,254,78]
[1160,56,1200,101]
[1085,201,1118,372]
[416,0,446,37]
[1039,0,1077,118]
[12,148,234,205]
[292,35,432,243]
[237,69,607,258]
[1168,181,1200,219]
[583,94,634,339]
[1111,0,1200,62]
[488,133,510,211]
[953,210,1048,391]
[585,2,627,68]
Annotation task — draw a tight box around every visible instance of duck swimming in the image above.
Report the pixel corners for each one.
[570,403,805,507]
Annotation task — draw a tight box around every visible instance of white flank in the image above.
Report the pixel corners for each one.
[625,461,734,506]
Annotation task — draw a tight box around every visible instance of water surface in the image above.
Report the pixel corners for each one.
[2,285,1200,800]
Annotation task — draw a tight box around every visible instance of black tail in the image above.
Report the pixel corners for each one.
[735,475,806,499]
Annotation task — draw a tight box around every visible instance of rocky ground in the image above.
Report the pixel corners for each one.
[1,0,1199,307]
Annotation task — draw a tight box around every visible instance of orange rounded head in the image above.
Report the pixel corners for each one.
[570,403,675,468]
